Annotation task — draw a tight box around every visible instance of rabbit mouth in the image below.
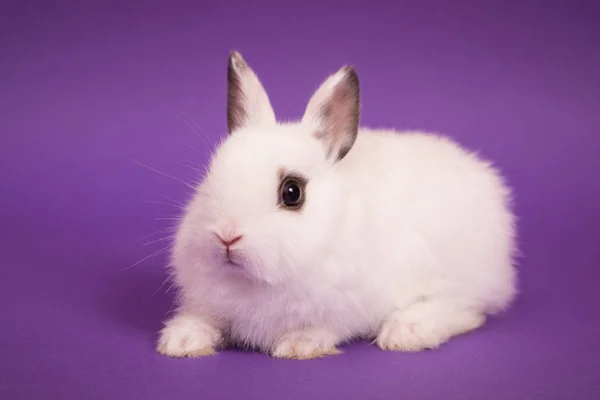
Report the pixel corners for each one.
[224,258,239,267]
[221,249,243,267]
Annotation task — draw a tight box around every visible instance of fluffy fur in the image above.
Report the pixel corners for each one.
[156,52,517,360]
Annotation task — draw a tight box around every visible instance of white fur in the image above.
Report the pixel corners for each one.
[157,56,517,359]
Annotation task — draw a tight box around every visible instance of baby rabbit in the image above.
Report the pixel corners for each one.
[157,51,517,359]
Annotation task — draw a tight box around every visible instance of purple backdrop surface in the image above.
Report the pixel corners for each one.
[1,1,600,399]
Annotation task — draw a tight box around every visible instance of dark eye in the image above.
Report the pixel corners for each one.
[279,176,306,210]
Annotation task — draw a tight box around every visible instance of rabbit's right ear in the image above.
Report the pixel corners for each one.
[302,66,360,162]
[227,51,276,134]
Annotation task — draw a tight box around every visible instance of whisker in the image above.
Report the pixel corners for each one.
[165,281,177,294]
[159,194,187,208]
[154,217,182,221]
[141,200,184,210]
[143,235,174,246]
[165,140,205,155]
[173,158,203,168]
[132,228,174,245]
[176,113,212,149]
[149,275,172,299]
[127,157,197,191]
[169,158,203,173]
[177,110,214,148]
[123,246,171,271]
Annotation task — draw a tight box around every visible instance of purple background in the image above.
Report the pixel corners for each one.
[2,1,599,399]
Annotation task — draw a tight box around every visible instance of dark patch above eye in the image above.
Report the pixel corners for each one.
[277,171,307,211]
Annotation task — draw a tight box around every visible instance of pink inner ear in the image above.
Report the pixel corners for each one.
[321,74,359,161]
[307,67,360,161]
[329,83,354,148]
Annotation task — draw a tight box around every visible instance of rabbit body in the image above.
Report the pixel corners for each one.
[157,53,517,359]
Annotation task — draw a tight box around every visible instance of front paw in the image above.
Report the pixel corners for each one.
[271,328,341,360]
[157,313,222,358]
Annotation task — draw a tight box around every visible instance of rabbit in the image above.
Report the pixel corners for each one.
[156,51,517,360]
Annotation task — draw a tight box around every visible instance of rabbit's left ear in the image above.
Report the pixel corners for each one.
[227,51,276,134]
[302,66,360,162]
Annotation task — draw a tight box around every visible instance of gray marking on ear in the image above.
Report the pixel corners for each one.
[225,51,276,134]
[337,67,359,160]
[227,51,247,134]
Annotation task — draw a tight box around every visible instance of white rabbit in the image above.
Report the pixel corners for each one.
[156,51,517,360]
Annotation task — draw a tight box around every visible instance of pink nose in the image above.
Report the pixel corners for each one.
[216,234,243,248]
